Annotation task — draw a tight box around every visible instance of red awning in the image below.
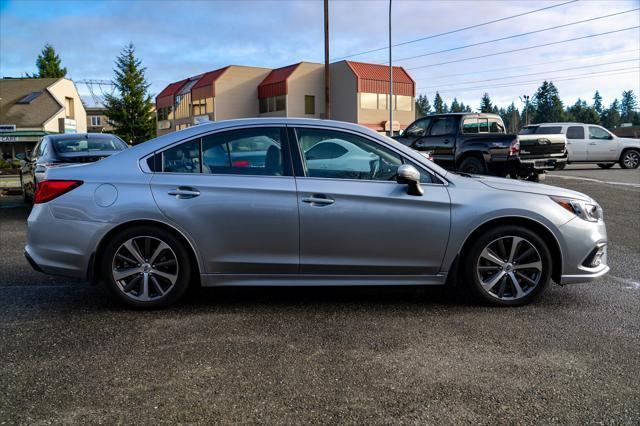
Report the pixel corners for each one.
[192,67,228,100]
[258,63,300,99]
[344,61,415,97]
[156,79,188,109]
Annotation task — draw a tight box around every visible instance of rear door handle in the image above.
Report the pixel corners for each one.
[302,194,335,206]
[168,186,200,199]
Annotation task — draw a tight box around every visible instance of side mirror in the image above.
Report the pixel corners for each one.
[398,129,405,137]
[396,164,424,196]
[15,152,26,161]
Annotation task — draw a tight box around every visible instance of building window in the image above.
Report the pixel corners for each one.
[192,98,207,116]
[259,95,286,113]
[65,97,75,119]
[305,95,315,115]
[360,93,378,109]
[90,116,102,126]
[395,95,413,111]
[157,106,173,121]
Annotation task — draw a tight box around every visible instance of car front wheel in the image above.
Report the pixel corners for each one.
[620,149,640,169]
[463,225,552,306]
[102,226,192,309]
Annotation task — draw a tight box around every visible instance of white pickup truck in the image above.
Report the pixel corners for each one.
[520,123,640,169]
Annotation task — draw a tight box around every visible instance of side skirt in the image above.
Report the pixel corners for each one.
[200,274,448,287]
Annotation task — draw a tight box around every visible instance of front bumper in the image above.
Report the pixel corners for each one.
[558,216,609,285]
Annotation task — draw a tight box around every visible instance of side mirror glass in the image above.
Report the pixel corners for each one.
[398,129,405,137]
[396,164,424,196]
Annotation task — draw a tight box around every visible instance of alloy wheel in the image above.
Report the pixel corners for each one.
[476,236,543,301]
[623,151,639,168]
[112,236,179,302]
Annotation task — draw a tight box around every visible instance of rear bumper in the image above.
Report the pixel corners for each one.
[519,156,567,171]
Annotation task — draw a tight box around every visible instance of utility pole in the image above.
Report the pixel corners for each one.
[324,0,330,119]
[388,0,393,136]
[520,95,530,126]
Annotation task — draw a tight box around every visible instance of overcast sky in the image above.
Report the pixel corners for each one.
[1,0,638,110]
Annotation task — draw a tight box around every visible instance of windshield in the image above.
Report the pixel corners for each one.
[52,135,128,155]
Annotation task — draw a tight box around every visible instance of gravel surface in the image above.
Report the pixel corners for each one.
[1,166,638,424]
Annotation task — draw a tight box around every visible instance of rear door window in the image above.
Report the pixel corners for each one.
[162,139,201,173]
[429,117,456,136]
[566,126,585,139]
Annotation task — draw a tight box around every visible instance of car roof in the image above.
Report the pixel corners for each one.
[420,112,501,118]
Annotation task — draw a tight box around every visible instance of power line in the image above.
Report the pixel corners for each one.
[407,26,640,71]
[418,59,640,89]
[420,68,640,94]
[394,8,638,63]
[332,0,579,61]
[413,49,640,81]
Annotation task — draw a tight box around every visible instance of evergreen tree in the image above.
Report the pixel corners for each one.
[464,104,473,113]
[601,99,621,129]
[566,98,600,124]
[532,81,564,123]
[415,94,431,117]
[104,43,155,144]
[593,90,603,114]
[479,92,493,113]
[450,98,462,113]
[442,103,449,113]
[35,43,67,78]
[433,92,444,113]
[504,102,520,133]
[620,90,638,123]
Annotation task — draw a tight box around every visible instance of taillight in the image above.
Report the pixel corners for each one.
[509,138,520,156]
[34,180,83,204]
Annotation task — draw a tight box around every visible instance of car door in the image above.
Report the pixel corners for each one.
[587,126,618,161]
[292,126,451,275]
[414,116,457,168]
[150,126,299,274]
[564,125,587,161]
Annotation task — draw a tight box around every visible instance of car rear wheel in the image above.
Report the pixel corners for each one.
[102,226,191,309]
[459,157,487,175]
[463,225,552,306]
[597,163,615,169]
[620,149,640,169]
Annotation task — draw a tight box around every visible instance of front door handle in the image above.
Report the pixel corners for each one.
[302,194,335,206]
[168,186,200,199]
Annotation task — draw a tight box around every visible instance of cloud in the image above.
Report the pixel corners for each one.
[1,0,638,108]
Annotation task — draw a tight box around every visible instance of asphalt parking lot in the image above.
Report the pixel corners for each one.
[1,165,638,424]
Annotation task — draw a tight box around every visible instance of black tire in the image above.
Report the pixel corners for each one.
[555,162,566,170]
[619,149,640,169]
[459,156,487,175]
[462,225,552,307]
[101,226,192,309]
[597,163,615,169]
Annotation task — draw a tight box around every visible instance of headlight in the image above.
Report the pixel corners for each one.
[551,196,603,222]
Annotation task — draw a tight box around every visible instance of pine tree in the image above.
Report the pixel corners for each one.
[601,99,621,129]
[442,103,449,113]
[620,90,638,123]
[532,81,564,123]
[104,44,156,144]
[479,93,493,113]
[593,91,603,114]
[415,94,431,117]
[450,98,462,113]
[35,44,67,78]
[433,92,444,113]
[504,102,520,133]
[566,98,600,124]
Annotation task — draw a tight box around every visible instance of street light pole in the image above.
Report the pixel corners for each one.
[388,0,393,136]
[324,0,330,119]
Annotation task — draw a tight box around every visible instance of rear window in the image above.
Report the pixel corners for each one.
[519,126,538,135]
[535,126,562,135]
[52,136,127,155]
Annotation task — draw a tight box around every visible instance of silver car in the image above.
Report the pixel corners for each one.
[24,118,609,308]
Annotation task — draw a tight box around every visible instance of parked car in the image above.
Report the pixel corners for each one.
[394,113,567,181]
[18,133,128,202]
[25,118,608,309]
[520,123,640,169]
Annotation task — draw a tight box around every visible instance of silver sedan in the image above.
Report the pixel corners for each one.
[25,118,609,308]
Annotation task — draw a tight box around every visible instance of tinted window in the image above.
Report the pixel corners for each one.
[566,126,585,139]
[488,117,505,133]
[536,126,562,134]
[462,118,478,134]
[306,142,348,160]
[202,128,284,176]
[404,118,431,138]
[478,118,489,133]
[519,126,538,135]
[52,136,127,154]
[589,126,612,140]
[429,117,456,136]
[162,139,201,173]
[297,128,402,181]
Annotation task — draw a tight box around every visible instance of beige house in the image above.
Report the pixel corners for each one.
[258,62,325,118]
[156,65,271,136]
[0,77,86,159]
[155,60,415,136]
